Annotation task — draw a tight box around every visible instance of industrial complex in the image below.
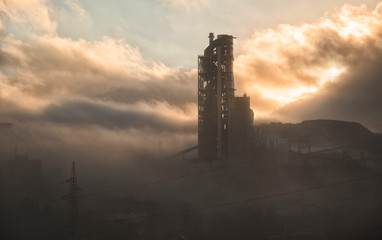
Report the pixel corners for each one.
[1,33,382,240]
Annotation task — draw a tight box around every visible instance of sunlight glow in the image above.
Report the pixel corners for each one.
[318,66,346,85]
[339,20,371,38]
[255,85,319,105]
[253,66,346,106]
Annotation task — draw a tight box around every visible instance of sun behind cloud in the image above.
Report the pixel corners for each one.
[235,2,382,120]
[1,0,382,159]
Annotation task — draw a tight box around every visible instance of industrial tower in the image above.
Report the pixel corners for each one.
[198,33,253,161]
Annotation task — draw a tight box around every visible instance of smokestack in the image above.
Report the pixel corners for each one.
[209,32,214,44]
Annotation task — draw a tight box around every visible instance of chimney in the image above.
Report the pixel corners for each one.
[209,32,214,44]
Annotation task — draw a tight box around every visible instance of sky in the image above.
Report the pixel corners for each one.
[1,0,382,161]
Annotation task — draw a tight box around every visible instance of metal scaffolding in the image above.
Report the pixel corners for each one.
[198,33,236,161]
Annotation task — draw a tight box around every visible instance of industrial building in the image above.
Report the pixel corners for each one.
[198,33,253,161]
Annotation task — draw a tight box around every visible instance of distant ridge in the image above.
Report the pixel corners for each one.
[256,119,380,147]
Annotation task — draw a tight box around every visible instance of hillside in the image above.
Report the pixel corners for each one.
[255,119,380,147]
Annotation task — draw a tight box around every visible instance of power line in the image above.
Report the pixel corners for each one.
[0,160,249,210]
[74,122,382,199]
[79,160,249,199]
[2,171,382,234]
[281,225,382,240]
[106,191,382,215]
[2,122,382,210]
[0,179,69,210]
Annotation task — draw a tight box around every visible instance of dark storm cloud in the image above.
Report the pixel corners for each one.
[94,79,196,107]
[5,100,196,133]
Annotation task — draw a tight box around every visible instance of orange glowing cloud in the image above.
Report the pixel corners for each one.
[235,2,382,119]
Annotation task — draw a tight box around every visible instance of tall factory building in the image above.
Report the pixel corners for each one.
[198,33,253,161]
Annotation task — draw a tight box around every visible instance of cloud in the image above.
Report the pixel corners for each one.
[161,0,210,10]
[2,0,382,164]
[1,98,197,163]
[3,99,196,133]
[235,2,382,125]
[0,0,56,34]
[9,120,197,163]
[64,0,90,21]
[0,0,197,162]
[277,55,382,131]
[0,33,196,109]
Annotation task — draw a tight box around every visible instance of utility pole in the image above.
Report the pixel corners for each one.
[67,161,78,240]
